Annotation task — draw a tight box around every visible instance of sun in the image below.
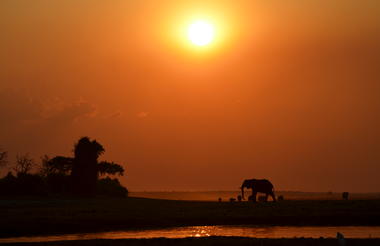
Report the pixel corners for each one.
[187,20,215,46]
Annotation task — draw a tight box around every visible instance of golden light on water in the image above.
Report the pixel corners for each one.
[1,226,380,242]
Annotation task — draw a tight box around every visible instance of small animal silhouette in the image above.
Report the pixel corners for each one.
[337,232,346,246]
[342,192,349,200]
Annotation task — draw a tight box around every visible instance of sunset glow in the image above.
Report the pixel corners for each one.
[1,1,380,243]
[187,20,215,46]
[1,0,380,193]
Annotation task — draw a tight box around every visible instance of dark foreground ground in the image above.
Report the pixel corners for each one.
[1,197,380,237]
[2,237,380,246]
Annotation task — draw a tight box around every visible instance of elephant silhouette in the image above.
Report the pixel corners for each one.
[241,179,276,202]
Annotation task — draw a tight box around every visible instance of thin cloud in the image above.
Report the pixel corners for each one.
[137,111,149,118]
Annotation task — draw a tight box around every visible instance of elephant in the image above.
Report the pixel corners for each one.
[241,179,276,202]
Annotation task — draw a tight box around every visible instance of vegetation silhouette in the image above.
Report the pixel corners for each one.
[0,137,128,197]
[72,137,104,195]
[0,148,7,169]
[241,179,277,202]
[14,153,35,175]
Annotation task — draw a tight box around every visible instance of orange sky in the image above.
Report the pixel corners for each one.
[1,0,380,192]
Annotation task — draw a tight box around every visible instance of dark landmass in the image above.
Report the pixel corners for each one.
[2,237,380,246]
[130,191,380,201]
[1,197,380,238]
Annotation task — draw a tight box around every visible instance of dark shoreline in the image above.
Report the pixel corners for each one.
[1,237,380,246]
[1,197,380,238]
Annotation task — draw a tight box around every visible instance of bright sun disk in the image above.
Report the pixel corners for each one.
[188,20,215,46]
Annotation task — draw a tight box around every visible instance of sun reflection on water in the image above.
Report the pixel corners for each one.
[192,227,212,237]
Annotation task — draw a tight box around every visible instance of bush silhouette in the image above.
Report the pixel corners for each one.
[0,172,47,196]
[0,149,7,169]
[97,177,128,197]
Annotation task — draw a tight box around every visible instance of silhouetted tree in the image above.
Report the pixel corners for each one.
[38,155,50,177]
[71,137,104,195]
[0,138,127,197]
[39,155,73,177]
[0,149,7,169]
[14,153,35,175]
[98,161,124,176]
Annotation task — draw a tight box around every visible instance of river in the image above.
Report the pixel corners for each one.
[0,226,379,243]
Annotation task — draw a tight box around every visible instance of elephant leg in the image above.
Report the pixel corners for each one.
[270,191,276,202]
[251,191,257,202]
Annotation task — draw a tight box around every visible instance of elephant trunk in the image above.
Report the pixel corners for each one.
[241,187,245,200]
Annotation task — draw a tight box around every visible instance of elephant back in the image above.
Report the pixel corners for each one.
[253,179,274,193]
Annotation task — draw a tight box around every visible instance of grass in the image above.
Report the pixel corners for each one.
[2,237,380,246]
[1,197,380,237]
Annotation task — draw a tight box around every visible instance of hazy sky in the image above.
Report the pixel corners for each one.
[1,0,380,192]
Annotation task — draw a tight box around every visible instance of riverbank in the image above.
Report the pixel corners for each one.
[130,191,380,201]
[1,197,380,237]
[1,237,380,246]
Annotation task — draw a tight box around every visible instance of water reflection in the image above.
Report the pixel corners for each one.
[0,226,379,243]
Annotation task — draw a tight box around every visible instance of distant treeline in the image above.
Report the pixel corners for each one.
[0,137,128,197]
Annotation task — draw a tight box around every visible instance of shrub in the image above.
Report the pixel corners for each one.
[97,177,128,197]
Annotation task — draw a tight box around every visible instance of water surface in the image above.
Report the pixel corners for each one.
[0,226,379,243]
